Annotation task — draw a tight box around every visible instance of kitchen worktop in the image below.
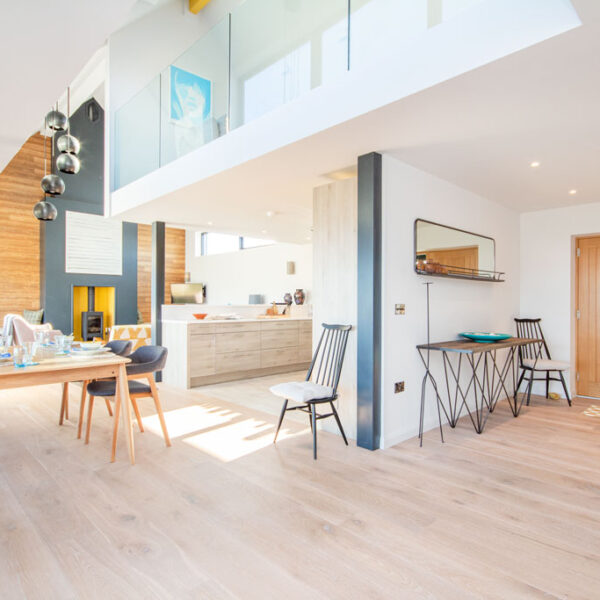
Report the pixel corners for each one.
[162,317,312,324]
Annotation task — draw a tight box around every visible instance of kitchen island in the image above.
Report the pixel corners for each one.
[162,317,313,389]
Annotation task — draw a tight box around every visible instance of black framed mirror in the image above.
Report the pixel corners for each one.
[414,219,504,282]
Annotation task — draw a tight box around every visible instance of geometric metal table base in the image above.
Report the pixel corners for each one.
[417,338,543,445]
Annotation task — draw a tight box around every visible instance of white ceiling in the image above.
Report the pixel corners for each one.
[0,0,146,172]
[117,0,600,242]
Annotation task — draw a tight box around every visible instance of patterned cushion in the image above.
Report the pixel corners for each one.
[23,309,43,325]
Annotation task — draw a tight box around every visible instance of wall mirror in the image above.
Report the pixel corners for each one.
[414,219,504,282]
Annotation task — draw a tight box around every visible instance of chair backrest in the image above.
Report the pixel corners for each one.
[514,318,551,362]
[126,345,168,376]
[104,340,133,356]
[306,323,352,394]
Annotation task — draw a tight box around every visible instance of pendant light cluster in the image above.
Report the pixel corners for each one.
[34,87,81,221]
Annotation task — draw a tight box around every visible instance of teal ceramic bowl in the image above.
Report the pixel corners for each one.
[460,332,512,343]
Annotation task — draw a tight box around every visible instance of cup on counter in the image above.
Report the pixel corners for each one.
[23,341,36,365]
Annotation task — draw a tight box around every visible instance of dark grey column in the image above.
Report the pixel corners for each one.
[356,152,382,450]
[151,221,166,365]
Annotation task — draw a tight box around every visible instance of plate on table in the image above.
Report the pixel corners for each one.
[460,332,512,344]
[71,346,110,357]
[70,351,114,361]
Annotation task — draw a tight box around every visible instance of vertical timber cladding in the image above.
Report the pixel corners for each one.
[357,152,382,450]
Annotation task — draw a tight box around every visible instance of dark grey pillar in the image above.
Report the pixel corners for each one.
[356,152,382,450]
[151,222,166,378]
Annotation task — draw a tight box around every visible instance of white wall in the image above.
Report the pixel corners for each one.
[185,234,312,306]
[381,154,520,448]
[520,202,600,397]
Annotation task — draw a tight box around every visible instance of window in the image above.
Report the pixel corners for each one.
[195,231,275,256]
[241,237,275,249]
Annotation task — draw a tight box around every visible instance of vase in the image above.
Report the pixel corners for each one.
[294,289,305,305]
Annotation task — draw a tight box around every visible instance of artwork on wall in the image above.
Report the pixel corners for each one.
[65,211,122,276]
[169,65,212,157]
[170,65,211,127]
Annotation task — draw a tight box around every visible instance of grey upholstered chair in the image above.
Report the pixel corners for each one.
[271,323,352,459]
[76,340,133,439]
[84,346,171,458]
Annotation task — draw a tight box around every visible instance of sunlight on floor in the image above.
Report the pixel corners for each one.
[141,404,241,438]
[583,404,600,418]
[141,402,309,461]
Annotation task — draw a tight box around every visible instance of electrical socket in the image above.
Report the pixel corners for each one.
[395,304,406,315]
[394,381,405,393]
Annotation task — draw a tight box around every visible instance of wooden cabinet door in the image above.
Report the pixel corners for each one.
[577,237,600,397]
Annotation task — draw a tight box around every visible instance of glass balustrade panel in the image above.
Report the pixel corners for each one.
[229,0,349,130]
[113,75,160,189]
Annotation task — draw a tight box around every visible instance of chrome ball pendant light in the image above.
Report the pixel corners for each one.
[57,152,81,174]
[41,173,65,195]
[56,133,80,155]
[35,115,59,222]
[45,108,68,131]
[57,87,81,174]
[33,198,58,221]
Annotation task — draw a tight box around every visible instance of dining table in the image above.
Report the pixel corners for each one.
[0,353,137,464]
[416,336,543,443]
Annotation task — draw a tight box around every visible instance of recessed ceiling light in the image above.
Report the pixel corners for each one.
[207,221,213,226]
[530,161,540,168]
[261,229,267,234]
[266,211,275,218]
[306,236,311,241]
[569,189,577,195]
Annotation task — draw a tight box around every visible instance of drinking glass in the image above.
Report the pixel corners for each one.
[23,341,35,365]
[55,335,66,353]
[13,346,26,367]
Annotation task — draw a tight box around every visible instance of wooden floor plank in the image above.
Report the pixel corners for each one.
[0,379,598,599]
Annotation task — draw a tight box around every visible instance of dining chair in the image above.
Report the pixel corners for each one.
[271,323,352,459]
[83,346,171,460]
[76,340,133,439]
[514,318,571,406]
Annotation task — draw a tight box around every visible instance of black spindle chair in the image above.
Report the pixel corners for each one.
[271,323,352,459]
[515,318,571,406]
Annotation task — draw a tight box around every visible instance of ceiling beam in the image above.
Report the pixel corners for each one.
[189,0,212,14]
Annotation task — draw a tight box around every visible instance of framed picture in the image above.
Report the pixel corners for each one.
[169,65,212,127]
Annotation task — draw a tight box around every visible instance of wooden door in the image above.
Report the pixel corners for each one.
[424,245,479,273]
[576,236,600,397]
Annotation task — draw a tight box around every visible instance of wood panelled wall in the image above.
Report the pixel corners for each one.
[313,178,358,439]
[137,225,186,323]
[0,133,46,323]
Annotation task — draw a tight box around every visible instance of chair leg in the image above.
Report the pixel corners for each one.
[130,397,145,432]
[77,381,88,439]
[330,401,348,446]
[111,393,121,463]
[546,372,550,399]
[273,399,288,443]
[310,403,317,460]
[526,368,535,406]
[148,377,171,447]
[558,371,572,407]
[85,396,95,444]
[516,369,526,393]
[105,398,113,417]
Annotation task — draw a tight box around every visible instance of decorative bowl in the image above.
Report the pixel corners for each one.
[193,313,208,320]
[460,332,512,343]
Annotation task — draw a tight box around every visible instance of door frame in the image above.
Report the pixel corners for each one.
[572,233,600,397]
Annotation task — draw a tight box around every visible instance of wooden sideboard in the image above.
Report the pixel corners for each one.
[162,319,313,389]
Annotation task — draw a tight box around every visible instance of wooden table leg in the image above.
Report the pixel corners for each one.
[116,363,135,465]
[59,382,69,425]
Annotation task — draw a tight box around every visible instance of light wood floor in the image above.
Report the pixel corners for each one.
[0,381,599,599]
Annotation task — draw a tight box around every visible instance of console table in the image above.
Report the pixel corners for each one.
[416,337,542,442]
